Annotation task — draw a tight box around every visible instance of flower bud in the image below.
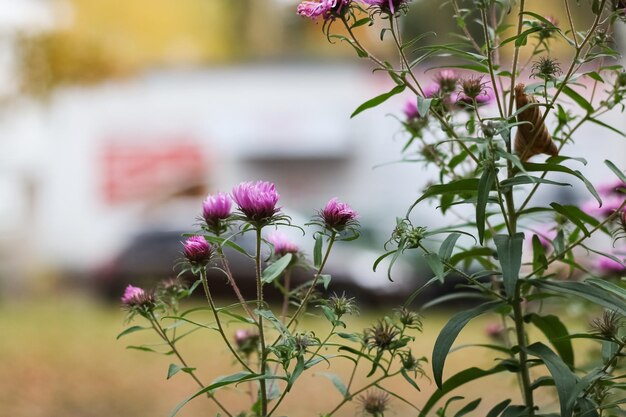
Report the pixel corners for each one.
[234,329,260,356]
[202,192,232,231]
[321,198,358,231]
[358,390,390,416]
[182,236,213,266]
[266,231,299,257]
[121,285,155,310]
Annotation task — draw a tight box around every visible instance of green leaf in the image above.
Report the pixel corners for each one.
[586,278,626,300]
[432,300,505,388]
[419,365,508,417]
[168,372,262,417]
[454,398,482,417]
[287,355,305,391]
[550,203,590,237]
[604,160,626,182]
[531,235,548,273]
[313,234,323,268]
[317,372,348,397]
[525,342,577,417]
[407,178,479,215]
[588,117,626,138]
[522,162,601,205]
[477,167,496,245]
[530,280,626,315]
[499,176,571,190]
[167,363,195,380]
[417,96,432,117]
[116,325,148,340]
[320,274,332,290]
[255,308,291,336]
[561,85,594,113]
[425,252,446,283]
[401,368,421,392]
[202,235,249,256]
[526,314,574,368]
[262,254,293,284]
[486,399,512,417]
[494,233,524,298]
[439,233,461,261]
[350,84,406,118]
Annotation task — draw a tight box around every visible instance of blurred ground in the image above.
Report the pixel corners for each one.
[0,294,601,417]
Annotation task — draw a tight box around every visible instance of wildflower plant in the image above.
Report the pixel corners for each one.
[297,0,625,416]
[119,182,425,417]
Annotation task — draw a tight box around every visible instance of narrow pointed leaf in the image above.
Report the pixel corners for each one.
[494,233,524,298]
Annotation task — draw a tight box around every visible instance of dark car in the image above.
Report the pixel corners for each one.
[94,227,420,305]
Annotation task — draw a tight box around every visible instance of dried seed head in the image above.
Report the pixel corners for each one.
[326,293,359,317]
[395,307,422,330]
[364,320,400,351]
[358,390,390,416]
[420,144,441,163]
[460,75,487,100]
[591,311,624,340]
[514,84,558,162]
[531,57,562,81]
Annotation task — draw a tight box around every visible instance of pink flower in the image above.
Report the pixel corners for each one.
[597,180,626,198]
[582,195,625,218]
[485,322,505,340]
[267,231,299,257]
[594,255,626,275]
[423,84,441,98]
[456,89,494,107]
[434,70,458,94]
[321,198,358,231]
[202,192,232,228]
[121,285,145,305]
[232,181,281,223]
[183,236,213,265]
[403,99,420,120]
[297,0,349,20]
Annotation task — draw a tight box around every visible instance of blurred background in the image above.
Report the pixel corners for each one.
[0,1,625,416]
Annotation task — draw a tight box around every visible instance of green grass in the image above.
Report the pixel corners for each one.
[0,293,601,417]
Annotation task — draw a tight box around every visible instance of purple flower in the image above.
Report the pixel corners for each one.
[234,329,260,355]
[202,192,232,228]
[582,195,625,218]
[485,322,504,340]
[297,0,349,20]
[321,198,358,231]
[594,255,626,275]
[361,0,410,14]
[434,70,458,94]
[121,285,154,309]
[403,99,420,120]
[456,89,494,107]
[597,180,626,198]
[183,235,213,265]
[423,84,441,98]
[267,231,299,257]
[121,285,145,305]
[232,181,281,223]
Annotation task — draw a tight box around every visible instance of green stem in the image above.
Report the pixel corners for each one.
[254,226,268,416]
[480,7,505,118]
[149,313,233,417]
[507,0,526,117]
[200,269,254,373]
[284,232,336,330]
[511,294,535,416]
[216,243,257,322]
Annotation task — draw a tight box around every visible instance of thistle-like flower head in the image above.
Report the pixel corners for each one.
[532,57,562,81]
[297,0,350,21]
[182,235,213,266]
[320,198,358,231]
[202,192,232,231]
[232,181,281,224]
[358,390,390,416]
[364,320,400,351]
[266,230,299,257]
